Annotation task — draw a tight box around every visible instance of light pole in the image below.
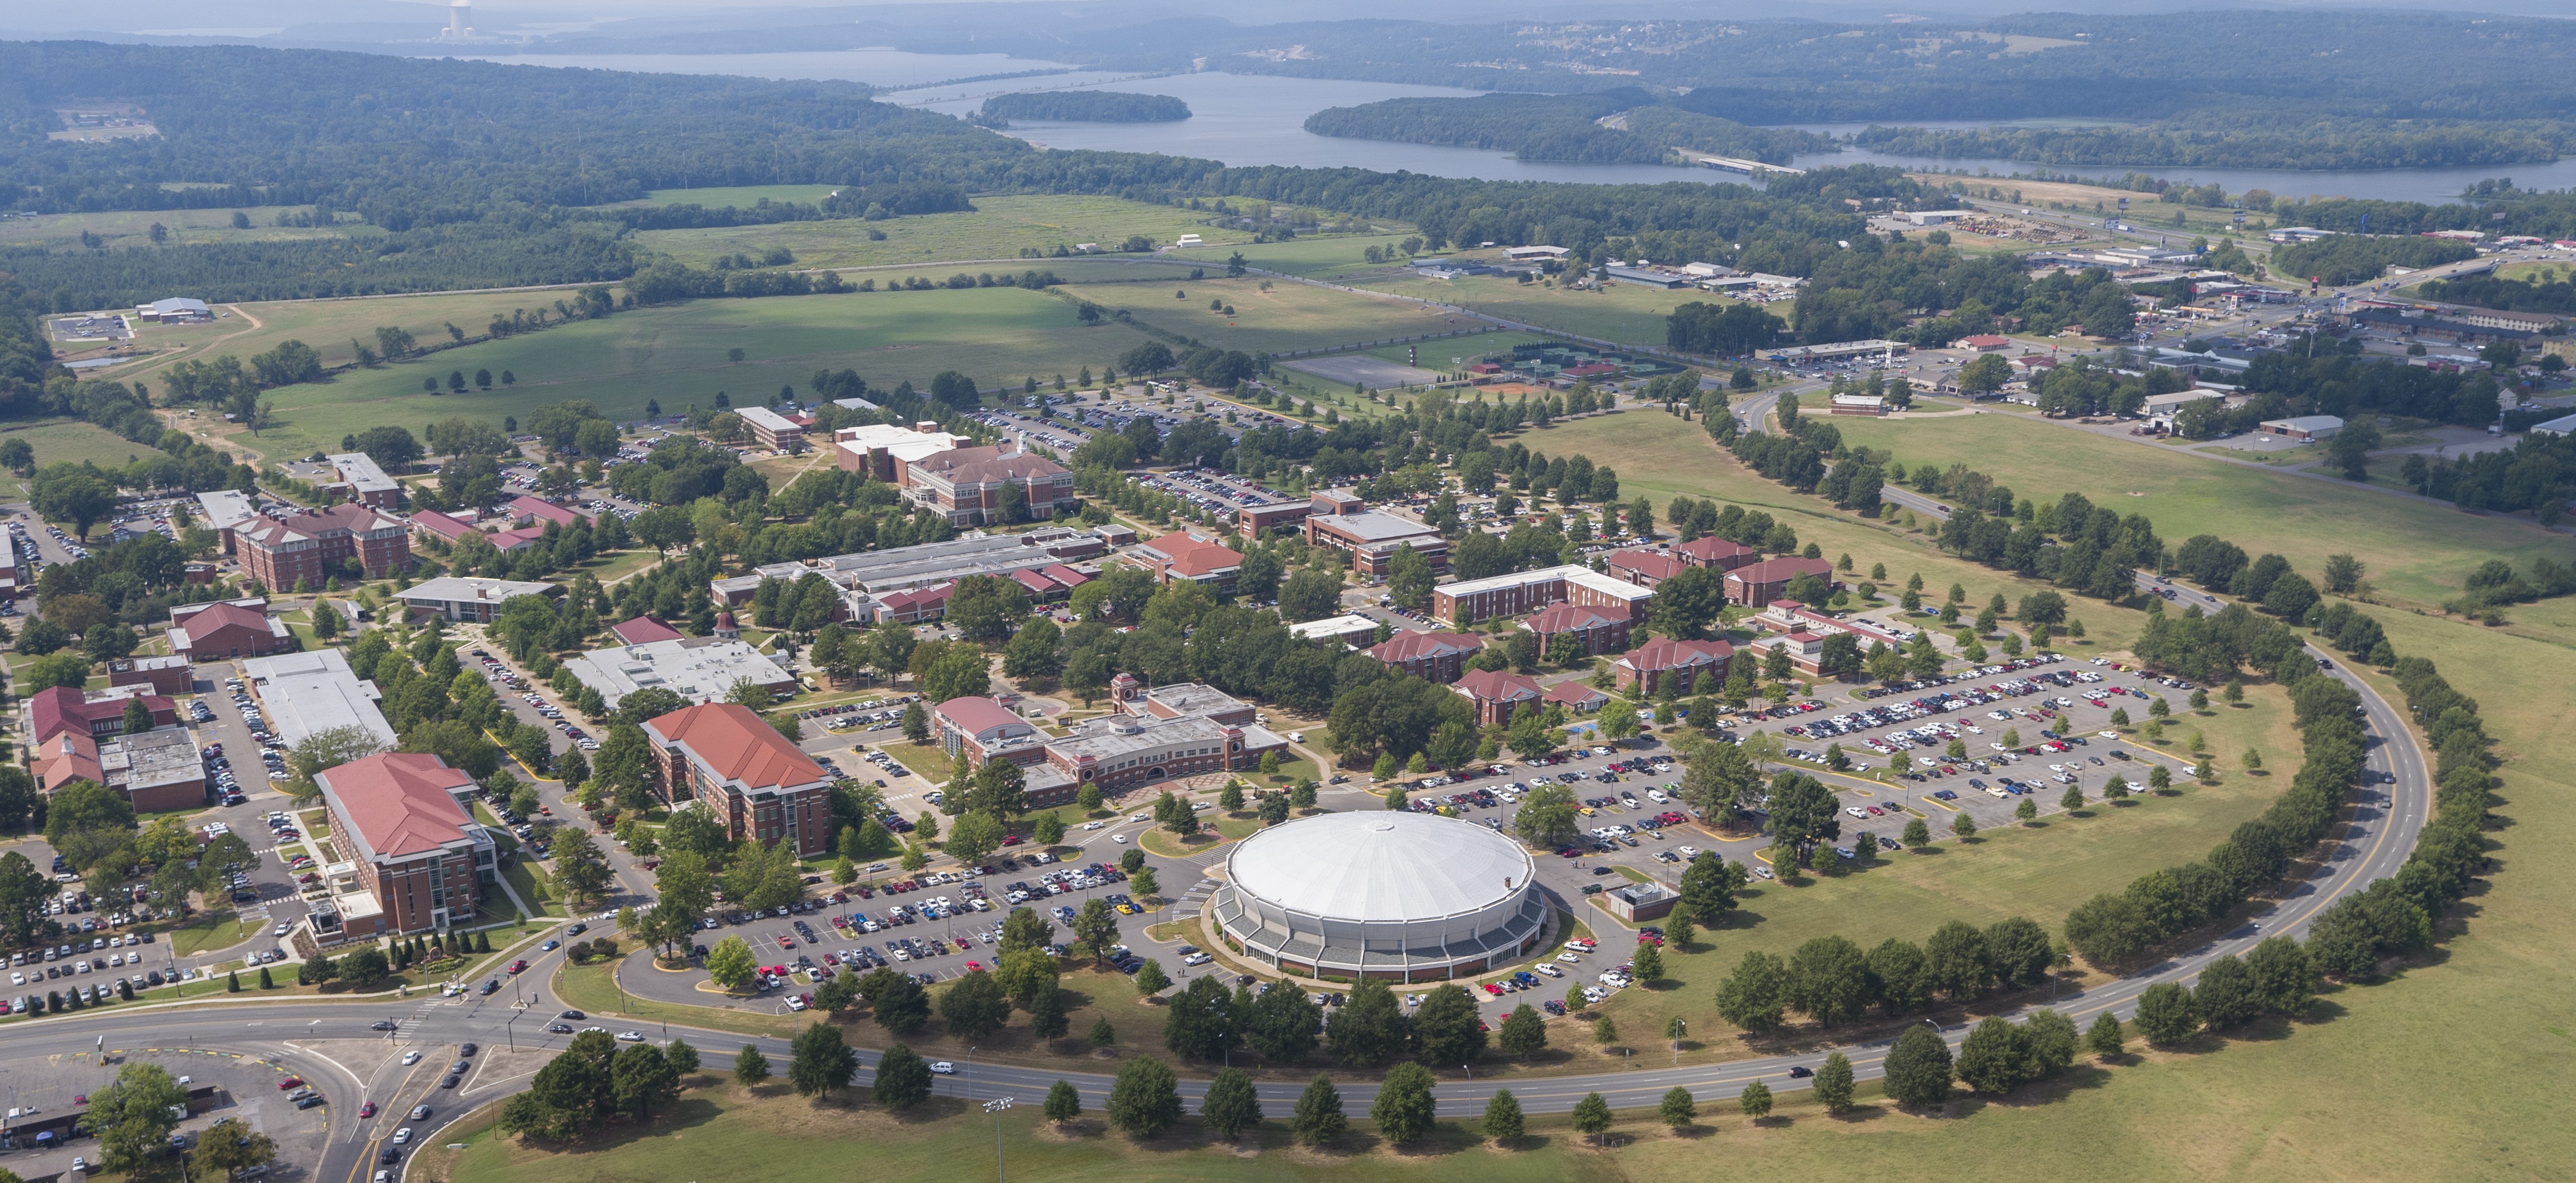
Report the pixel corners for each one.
[983,1097,1014,1183]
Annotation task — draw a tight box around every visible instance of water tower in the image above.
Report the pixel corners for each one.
[441,0,473,39]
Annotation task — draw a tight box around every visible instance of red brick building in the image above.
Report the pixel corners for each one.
[26,686,177,744]
[1453,668,1544,726]
[314,753,496,937]
[1612,637,1734,696]
[108,655,195,695]
[1674,537,1760,572]
[642,703,833,858]
[235,504,412,593]
[1722,557,1837,608]
[1131,531,1242,591]
[168,599,291,660]
[1520,602,1632,657]
[1364,631,1485,684]
[1606,548,1687,588]
[903,445,1076,525]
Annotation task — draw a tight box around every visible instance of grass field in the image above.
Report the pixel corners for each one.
[1361,272,1712,347]
[1818,411,2576,607]
[244,287,1164,458]
[0,206,359,253]
[635,194,1258,271]
[0,418,157,491]
[1058,275,1477,360]
[118,288,608,392]
[1165,233,1423,280]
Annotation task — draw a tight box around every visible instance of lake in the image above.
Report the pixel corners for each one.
[472,52,2574,203]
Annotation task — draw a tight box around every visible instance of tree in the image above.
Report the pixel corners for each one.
[940,968,1011,1039]
[2015,797,2038,824]
[81,1062,189,1170]
[1132,960,1170,995]
[1328,978,1409,1068]
[1200,1068,1263,1140]
[706,936,758,991]
[191,1117,277,1181]
[2193,954,2261,1029]
[1598,696,1640,742]
[552,827,615,907]
[859,967,931,1035]
[1373,1063,1440,1144]
[1924,919,1994,1000]
[870,1044,932,1110]
[1715,950,1789,1032]
[2134,981,2200,1045]
[2245,934,2318,1016]
[1956,1016,2033,1094]
[1107,1057,1184,1138]
[1482,1089,1527,1142]
[1412,983,1487,1065]
[611,1044,681,1120]
[1074,898,1121,963]
[1511,784,1581,849]
[2086,1013,2127,1059]
[1883,1023,1956,1107]
[1044,1079,1083,1126]
[1291,1074,1348,1144]
[1659,1086,1697,1130]
[2024,1008,2079,1078]
[1738,1079,1773,1122]
[1815,1051,1857,1113]
[788,1021,858,1098]
[1951,813,1977,840]
[1497,1003,1548,1058]
[1632,941,1665,985]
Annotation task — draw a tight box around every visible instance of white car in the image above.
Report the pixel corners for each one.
[1676,846,1699,859]
[1844,807,1868,819]
[272,924,290,937]
[402,1050,422,1065]
[614,1031,645,1042]
[1112,833,1128,844]
[392,1128,413,1144]
[1082,821,1105,831]
[1535,963,1563,977]
[928,1061,956,1075]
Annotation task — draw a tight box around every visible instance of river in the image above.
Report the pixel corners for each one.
[461,51,2574,203]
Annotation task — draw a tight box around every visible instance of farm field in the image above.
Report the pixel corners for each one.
[0,418,158,491]
[243,287,1164,458]
[116,288,600,393]
[1165,232,1422,280]
[1053,275,1477,360]
[1365,271,1728,347]
[0,204,359,252]
[1819,411,2576,607]
[634,194,1259,271]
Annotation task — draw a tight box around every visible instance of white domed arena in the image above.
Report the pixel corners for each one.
[1212,811,1547,983]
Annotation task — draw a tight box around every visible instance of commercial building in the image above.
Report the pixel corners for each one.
[562,637,797,710]
[1237,500,1315,538]
[1453,668,1543,726]
[312,753,496,938]
[902,443,1076,525]
[1287,614,1381,648]
[167,599,290,660]
[1830,393,1888,416]
[1603,264,1692,289]
[1214,812,1546,982]
[137,297,213,322]
[322,453,402,509]
[736,406,808,451]
[194,490,259,553]
[240,649,399,750]
[1674,536,1761,572]
[235,503,412,592]
[643,703,833,857]
[1364,631,1484,683]
[93,729,211,813]
[2530,412,2576,438]
[1722,556,1837,608]
[1765,339,1911,364]
[397,576,557,623]
[1305,510,1447,580]
[503,496,594,530]
[2449,308,2561,333]
[1520,600,1633,657]
[1130,530,1243,591]
[1953,334,2012,352]
[1505,245,1570,262]
[1606,548,1686,588]
[1611,636,1734,695]
[108,655,194,696]
[711,529,1113,606]
[832,422,969,482]
[2260,415,2346,441]
[26,686,178,745]
[934,679,1287,802]
[1431,563,1653,627]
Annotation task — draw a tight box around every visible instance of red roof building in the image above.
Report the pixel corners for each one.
[1364,631,1485,684]
[903,445,1076,526]
[314,753,495,937]
[1675,536,1761,572]
[33,732,102,794]
[642,703,833,857]
[1131,531,1242,590]
[1543,682,1610,712]
[27,686,178,745]
[409,510,482,547]
[236,502,412,593]
[1453,668,1544,726]
[1607,548,1687,588]
[1520,601,1632,658]
[1723,557,1837,608]
[878,583,953,622]
[609,616,685,646]
[168,599,291,660]
[1611,637,1734,696]
[507,496,595,529]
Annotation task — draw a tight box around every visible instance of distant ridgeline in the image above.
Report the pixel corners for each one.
[978,91,1191,125]
[1850,117,2575,171]
[1302,89,1831,167]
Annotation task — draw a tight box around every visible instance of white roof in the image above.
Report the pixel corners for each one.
[563,638,794,708]
[1287,613,1380,641]
[736,406,801,434]
[2528,413,2576,437]
[1439,562,1651,602]
[195,490,258,531]
[240,650,397,749]
[147,297,210,315]
[1225,812,1535,923]
[399,576,554,606]
[326,453,399,495]
[2261,415,2345,432]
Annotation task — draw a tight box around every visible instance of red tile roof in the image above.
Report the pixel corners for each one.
[508,496,593,528]
[318,753,479,859]
[1040,564,1092,589]
[1608,549,1684,583]
[610,616,685,646]
[1617,637,1735,673]
[644,702,825,790]
[236,502,405,551]
[935,696,1028,738]
[409,510,481,543]
[1454,668,1543,703]
[34,732,102,791]
[28,687,175,744]
[170,600,272,646]
[1139,532,1240,579]
[1676,537,1757,566]
[1366,631,1483,664]
[1544,682,1609,709]
[1727,556,1835,585]
[1524,602,1622,634]
[1010,569,1060,595]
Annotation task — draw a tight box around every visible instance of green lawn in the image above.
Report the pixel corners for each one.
[1164,232,1420,278]
[1360,272,1713,347]
[877,740,955,786]
[165,909,260,957]
[244,287,1164,458]
[634,194,1259,271]
[1054,273,1476,361]
[1822,411,2576,608]
[505,856,565,919]
[0,418,155,496]
[0,205,361,253]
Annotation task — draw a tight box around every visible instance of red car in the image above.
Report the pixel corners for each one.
[778,937,795,949]
[507,960,529,974]
[358,1101,377,1119]
[277,1077,305,1091]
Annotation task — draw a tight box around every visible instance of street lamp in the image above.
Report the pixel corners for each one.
[983,1097,1014,1183]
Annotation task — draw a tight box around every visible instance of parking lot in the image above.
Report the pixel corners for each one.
[0,1047,332,1181]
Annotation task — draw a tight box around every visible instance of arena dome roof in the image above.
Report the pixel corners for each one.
[1225,811,1536,923]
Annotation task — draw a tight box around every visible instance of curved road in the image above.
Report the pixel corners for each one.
[16,581,2423,1182]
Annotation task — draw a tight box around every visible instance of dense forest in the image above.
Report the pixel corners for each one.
[979,91,1190,124]
[2269,236,2481,287]
[2416,272,2576,315]
[1621,108,1835,168]
[1849,117,2572,171]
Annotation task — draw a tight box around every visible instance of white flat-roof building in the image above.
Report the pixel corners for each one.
[2260,415,2346,441]
[736,405,806,450]
[1288,613,1382,648]
[324,453,402,508]
[563,637,798,709]
[240,650,397,750]
[2529,412,2576,438]
[397,576,557,622]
